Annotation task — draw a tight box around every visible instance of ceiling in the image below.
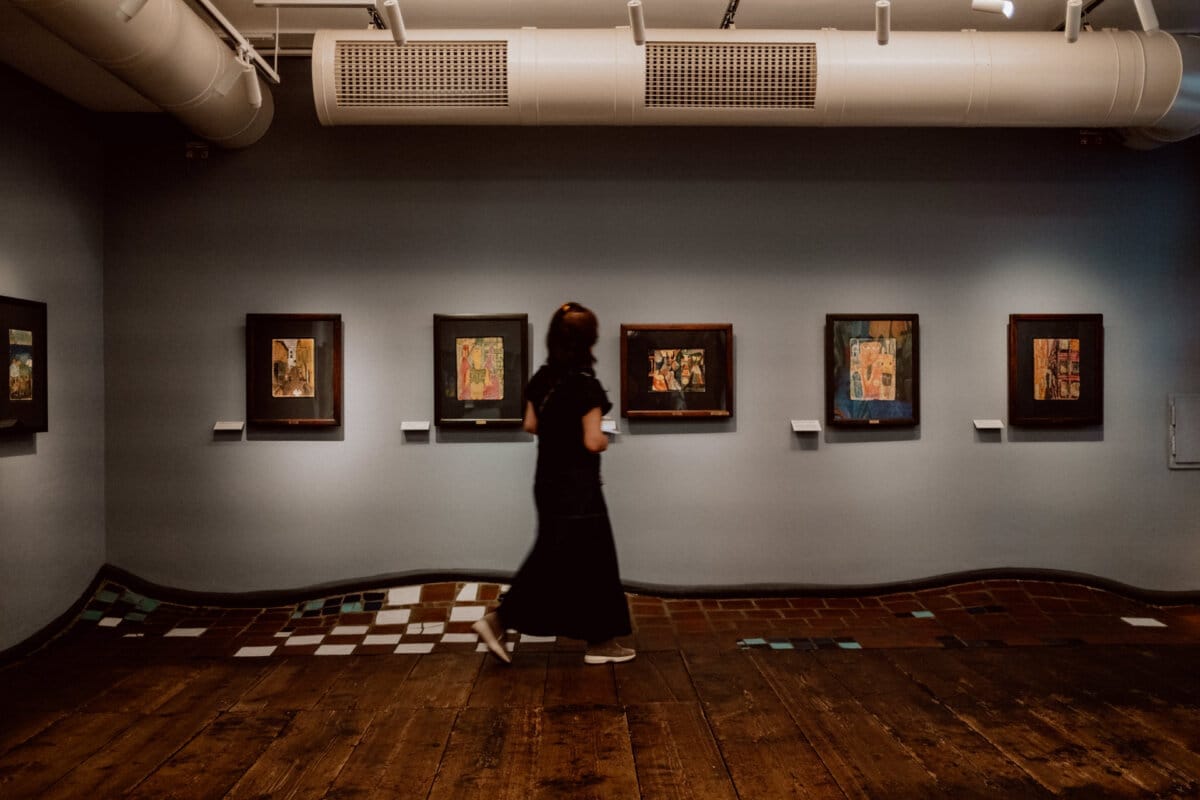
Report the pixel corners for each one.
[1,0,1198,112]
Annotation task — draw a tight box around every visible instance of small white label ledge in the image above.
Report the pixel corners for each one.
[401,421,431,432]
[213,421,245,432]
[601,419,620,434]
[791,419,822,433]
[973,419,1004,430]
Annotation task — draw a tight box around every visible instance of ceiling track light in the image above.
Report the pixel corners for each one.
[116,0,150,22]
[628,0,646,46]
[875,0,890,46]
[1065,0,1082,42]
[381,0,407,45]
[971,0,1014,18]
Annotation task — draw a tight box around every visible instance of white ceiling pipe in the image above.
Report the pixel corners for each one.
[10,0,272,148]
[312,27,1197,143]
[1065,0,1082,43]
[875,1,890,46]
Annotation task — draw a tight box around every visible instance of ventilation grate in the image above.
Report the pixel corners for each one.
[335,41,508,107]
[645,42,817,109]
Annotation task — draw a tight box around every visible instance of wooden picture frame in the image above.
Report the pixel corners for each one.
[620,324,733,419]
[433,313,529,427]
[1,295,48,434]
[1008,313,1103,427]
[826,314,920,427]
[246,313,343,427]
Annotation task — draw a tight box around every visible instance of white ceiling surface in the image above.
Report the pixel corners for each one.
[1,0,1198,112]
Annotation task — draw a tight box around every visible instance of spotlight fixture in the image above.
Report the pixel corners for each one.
[1064,0,1082,42]
[241,59,262,108]
[116,0,150,22]
[1132,0,1159,32]
[876,0,890,45]
[628,0,646,46]
[382,0,407,45]
[971,0,1014,18]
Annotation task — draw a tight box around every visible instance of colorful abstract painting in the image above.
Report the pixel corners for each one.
[457,336,504,401]
[848,338,896,401]
[648,348,706,393]
[8,329,32,401]
[271,338,315,398]
[1032,338,1080,400]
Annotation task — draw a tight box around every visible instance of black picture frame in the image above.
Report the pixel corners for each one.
[246,313,343,427]
[1,295,48,434]
[433,313,529,427]
[620,323,734,419]
[826,314,920,427]
[1008,314,1103,427]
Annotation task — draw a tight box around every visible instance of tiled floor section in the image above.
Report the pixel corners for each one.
[59,577,1200,658]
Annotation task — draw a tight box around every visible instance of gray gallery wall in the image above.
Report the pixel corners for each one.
[100,59,1200,596]
[0,67,107,651]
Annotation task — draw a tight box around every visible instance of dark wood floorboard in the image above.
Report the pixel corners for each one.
[6,643,1200,798]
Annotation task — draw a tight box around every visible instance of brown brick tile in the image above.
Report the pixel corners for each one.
[420,583,458,603]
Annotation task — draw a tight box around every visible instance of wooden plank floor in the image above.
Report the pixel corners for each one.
[3,641,1200,798]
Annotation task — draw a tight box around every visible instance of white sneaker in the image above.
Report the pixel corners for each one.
[472,612,511,664]
[584,640,636,665]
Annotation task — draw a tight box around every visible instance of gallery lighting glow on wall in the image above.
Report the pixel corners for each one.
[382,0,407,45]
[972,0,1014,17]
[1065,0,1082,42]
[116,0,150,22]
[876,0,890,46]
[628,0,646,46]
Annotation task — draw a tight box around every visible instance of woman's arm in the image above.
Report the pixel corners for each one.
[582,407,608,453]
[523,401,538,434]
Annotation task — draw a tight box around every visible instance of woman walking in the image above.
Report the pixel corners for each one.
[473,302,635,665]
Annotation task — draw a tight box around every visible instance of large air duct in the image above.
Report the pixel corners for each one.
[312,27,1200,143]
[12,0,272,148]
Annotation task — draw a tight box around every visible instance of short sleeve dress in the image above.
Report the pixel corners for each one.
[496,365,633,643]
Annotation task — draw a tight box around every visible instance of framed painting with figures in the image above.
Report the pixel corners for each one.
[620,324,733,419]
[826,314,919,427]
[246,313,343,427]
[1008,314,1103,426]
[1,295,48,434]
[433,313,528,427]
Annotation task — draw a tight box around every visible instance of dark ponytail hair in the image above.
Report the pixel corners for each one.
[546,302,598,371]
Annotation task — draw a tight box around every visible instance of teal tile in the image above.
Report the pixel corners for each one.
[304,600,323,611]
[96,590,119,604]
[125,612,147,622]
[292,611,304,619]
[742,637,768,646]
[81,609,103,621]
[912,610,936,618]
[122,590,146,605]
[341,602,364,613]
[137,598,160,613]
[838,641,863,650]
[769,641,795,650]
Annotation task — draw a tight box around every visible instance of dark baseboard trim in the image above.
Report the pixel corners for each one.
[3,563,1197,666]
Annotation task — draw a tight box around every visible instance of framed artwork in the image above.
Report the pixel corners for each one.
[1008,314,1103,426]
[620,324,733,418]
[246,313,343,427]
[826,314,919,427]
[1,295,48,434]
[433,313,528,427]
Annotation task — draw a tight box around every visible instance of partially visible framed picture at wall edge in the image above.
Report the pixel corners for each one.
[434,313,528,427]
[1,295,48,434]
[620,324,733,418]
[246,313,343,427]
[1008,314,1103,426]
[826,314,919,427]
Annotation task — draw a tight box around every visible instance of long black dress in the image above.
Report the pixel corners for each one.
[497,365,633,644]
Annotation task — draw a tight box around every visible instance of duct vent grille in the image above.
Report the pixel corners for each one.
[645,42,817,109]
[334,41,508,107]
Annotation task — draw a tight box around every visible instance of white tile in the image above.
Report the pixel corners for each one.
[316,644,357,656]
[449,605,486,622]
[387,586,422,607]
[274,631,292,638]
[394,642,436,654]
[364,633,402,646]
[498,584,511,593]
[332,625,369,636]
[456,583,479,603]
[476,643,490,653]
[284,634,325,646]
[519,634,557,643]
[1121,617,1167,628]
[122,633,144,639]
[165,627,206,638]
[235,646,277,658]
[440,633,477,643]
[375,609,411,626]
[406,622,444,635]
[98,617,122,627]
